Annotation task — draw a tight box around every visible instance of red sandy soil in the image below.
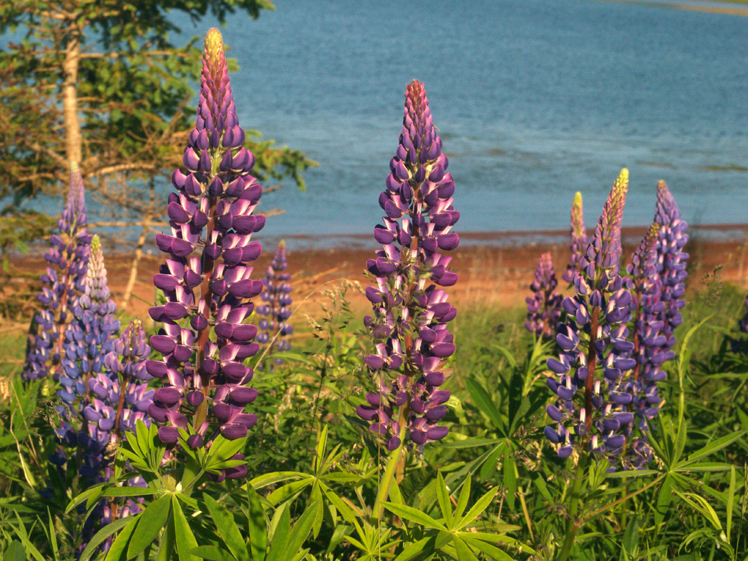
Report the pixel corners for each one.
[4,225,748,332]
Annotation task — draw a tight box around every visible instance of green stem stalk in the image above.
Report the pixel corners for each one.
[557,455,588,561]
[372,426,406,522]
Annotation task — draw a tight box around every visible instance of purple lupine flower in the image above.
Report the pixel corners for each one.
[256,240,293,361]
[48,235,119,553]
[57,235,119,407]
[653,180,688,356]
[93,319,154,443]
[146,29,262,480]
[563,191,587,284]
[525,252,563,339]
[357,80,458,451]
[739,296,748,334]
[545,169,637,462]
[24,161,92,380]
[619,223,665,469]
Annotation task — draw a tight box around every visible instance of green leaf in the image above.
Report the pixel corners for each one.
[172,496,200,561]
[382,502,447,531]
[449,535,479,561]
[3,541,25,561]
[502,457,517,511]
[79,516,138,561]
[460,534,514,561]
[247,485,268,561]
[204,495,249,561]
[280,502,318,561]
[654,475,674,529]
[250,471,306,490]
[103,487,160,498]
[456,487,497,530]
[674,491,722,531]
[683,431,745,465]
[454,478,471,521]
[622,515,639,557]
[104,515,141,561]
[435,473,454,528]
[393,537,433,561]
[188,546,236,561]
[267,504,291,561]
[726,465,736,542]
[439,438,499,449]
[127,494,172,559]
[267,477,314,505]
[466,379,505,435]
[65,483,106,514]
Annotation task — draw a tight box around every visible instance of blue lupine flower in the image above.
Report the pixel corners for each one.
[257,240,293,362]
[24,162,92,380]
[653,180,688,356]
[545,169,637,462]
[619,223,664,469]
[525,252,563,339]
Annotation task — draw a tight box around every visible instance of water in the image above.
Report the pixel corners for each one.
[20,0,748,246]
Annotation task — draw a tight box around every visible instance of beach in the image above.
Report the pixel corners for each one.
[6,224,748,325]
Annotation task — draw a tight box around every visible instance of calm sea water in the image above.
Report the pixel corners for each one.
[23,0,748,247]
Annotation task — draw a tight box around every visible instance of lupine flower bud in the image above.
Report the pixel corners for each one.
[653,181,688,355]
[546,169,637,465]
[257,241,293,364]
[24,162,92,380]
[563,192,587,283]
[525,253,562,339]
[358,81,457,450]
[147,29,262,479]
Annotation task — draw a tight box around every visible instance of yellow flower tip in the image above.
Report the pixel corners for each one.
[573,191,583,207]
[617,167,629,185]
[70,160,79,173]
[279,240,286,248]
[204,28,225,59]
[91,234,101,252]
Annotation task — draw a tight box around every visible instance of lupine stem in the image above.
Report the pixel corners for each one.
[557,455,588,561]
[584,307,600,434]
[372,426,407,522]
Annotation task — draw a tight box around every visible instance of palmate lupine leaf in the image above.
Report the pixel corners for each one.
[383,472,530,560]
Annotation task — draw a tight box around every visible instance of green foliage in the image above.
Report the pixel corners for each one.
[1,279,747,560]
[0,0,313,202]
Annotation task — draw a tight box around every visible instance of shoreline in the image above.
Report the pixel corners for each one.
[6,224,748,324]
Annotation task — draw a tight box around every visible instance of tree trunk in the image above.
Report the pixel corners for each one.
[62,24,82,164]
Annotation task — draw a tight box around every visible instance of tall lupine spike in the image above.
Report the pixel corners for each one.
[563,191,587,283]
[23,161,92,380]
[57,235,120,408]
[653,180,688,356]
[257,241,294,363]
[525,252,563,339]
[545,169,637,465]
[619,223,665,469]
[49,235,119,552]
[358,80,458,451]
[147,29,263,481]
